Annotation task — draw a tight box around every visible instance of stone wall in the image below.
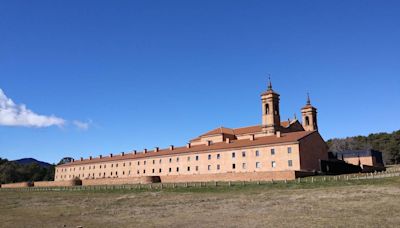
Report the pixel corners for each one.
[1,182,33,188]
[82,176,154,186]
[160,171,297,183]
[34,180,81,187]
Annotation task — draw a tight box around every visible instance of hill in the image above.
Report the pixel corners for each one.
[327,130,400,165]
[13,158,52,168]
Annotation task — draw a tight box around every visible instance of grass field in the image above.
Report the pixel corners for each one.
[1,177,400,228]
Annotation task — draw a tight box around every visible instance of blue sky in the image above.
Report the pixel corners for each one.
[1,0,399,164]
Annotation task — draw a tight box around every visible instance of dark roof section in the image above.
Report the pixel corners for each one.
[58,131,316,167]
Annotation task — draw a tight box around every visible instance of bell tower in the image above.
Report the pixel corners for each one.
[261,78,281,136]
[301,93,318,131]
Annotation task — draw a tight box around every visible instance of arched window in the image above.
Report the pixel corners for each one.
[265,104,270,115]
[305,116,310,126]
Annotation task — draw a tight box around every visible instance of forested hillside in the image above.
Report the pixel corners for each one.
[327,130,400,164]
[0,158,55,184]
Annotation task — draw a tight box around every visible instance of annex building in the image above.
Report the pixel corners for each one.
[55,81,329,184]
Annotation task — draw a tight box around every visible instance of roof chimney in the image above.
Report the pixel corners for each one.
[99,155,102,159]
[170,145,174,150]
[72,159,75,162]
[226,138,231,144]
[89,156,92,160]
[144,149,147,154]
[154,147,159,152]
[187,143,191,148]
[206,140,211,146]
[80,157,83,161]
[121,152,125,156]
[110,153,113,158]
[133,150,137,155]
[276,131,281,138]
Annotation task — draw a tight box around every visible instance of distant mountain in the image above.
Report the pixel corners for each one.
[13,158,52,168]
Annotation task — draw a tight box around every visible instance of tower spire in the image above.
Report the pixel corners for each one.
[307,92,311,105]
[268,74,273,91]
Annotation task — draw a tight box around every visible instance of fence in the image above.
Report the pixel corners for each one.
[1,167,399,192]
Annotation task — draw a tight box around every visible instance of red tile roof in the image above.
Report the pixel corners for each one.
[58,131,316,167]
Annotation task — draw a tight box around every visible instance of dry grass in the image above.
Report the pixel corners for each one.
[1,177,400,228]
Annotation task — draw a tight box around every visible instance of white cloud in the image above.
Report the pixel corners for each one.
[0,88,65,128]
[73,120,91,130]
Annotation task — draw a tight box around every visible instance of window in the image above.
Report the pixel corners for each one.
[232,164,236,169]
[196,156,199,161]
[208,154,212,160]
[255,150,260,157]
[169,158,172,163]
[288,160,293,167]
[288,147,292,154]
[169,168,172,173]
[271,161,276,168]
[176,167,179,172]
[217,154,221,159]
[144,161,146,165]
[111,164,113,168]
[271,148,275,155]
[187,166,191,171]
[129,170,131,175]
[137,161,140,166]
[187,156,191,161]
[242,151,246,157]
[176,157,179,162]
[265,103,270,115]
[123,171,125,175]
[116,164,118,168]
[159,168,162,173]
[100,165,102,169]
[305,116,310,126]
[123,163,125,167]
[111,172,113,176]
[153,160,155,164]
[115,171,118,176]
[256,162,261,169]
[129,162,132,166]
[208,165,211,171]
[137,170,139,174]
[195,166,199,171]
[159,159,162,164]
[217,164,220,170]
[242,163,247,169]
[143,170,146,174]
[152,169,155,174]
[232,152,236,158]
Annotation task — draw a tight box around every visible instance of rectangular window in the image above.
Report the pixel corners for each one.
[187,156,191,161]
[169,158,172,163]
[123,163,125,167]
[271,148,275,155]
[232,164,236,169]
[195,166,199,171]
[232,152,236,158]
[176,157,179,162]
[153,160,155,164]
[217,164,220,170]
[208,165,211,171]
[169,168,172,173]
[242,151,246,157]
[176,167,179,172]
[271,161,276,168]
[217,154,221,159]
[288,147,292,154]
[196,155,199,161]
[208,154,211,160]
[144,161,146,165]
[255,150,260,157]
[143,170,146,174]
[288,160,293,167]
[152,169,155,173]
[187,166,191,171]
[256,162,261,169]
[159,159,162,164]
[242,163,247,169]
[137,161,140,166]
[159,168,162,173]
